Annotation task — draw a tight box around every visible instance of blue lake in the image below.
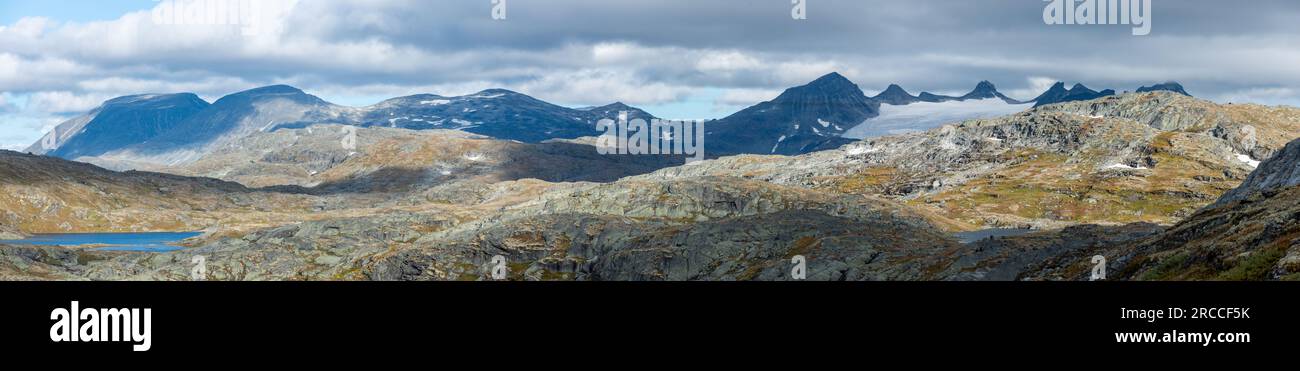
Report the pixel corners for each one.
[0,232,202,252]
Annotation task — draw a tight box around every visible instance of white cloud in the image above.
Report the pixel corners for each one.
[27,91,109,114]
[517,69,695,106]
[0,113,68,151]
[695,51,764,72]
[1006,76,1058,101]
[1212,87,1300,106]
[715,88,781,111]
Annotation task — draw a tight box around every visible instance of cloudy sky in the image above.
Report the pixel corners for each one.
[2,0,1299,150]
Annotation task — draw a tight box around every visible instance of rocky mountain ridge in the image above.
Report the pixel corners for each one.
[3,89,1298,281]
[36,86,658,170]
[32,72,1198,163]
[646,91,1300,230]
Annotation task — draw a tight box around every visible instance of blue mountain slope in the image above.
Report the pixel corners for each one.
[705,72,878,155]
[136,85,345,153]
[360,90,655,143]
[30,94,210,160]
[1031,83,1117,107]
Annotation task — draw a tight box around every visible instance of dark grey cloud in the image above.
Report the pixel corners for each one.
[2,0,1299,120]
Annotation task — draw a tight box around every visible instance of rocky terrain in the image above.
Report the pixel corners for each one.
[0,224,23,240]
[0,150,322,234]
[1213,132,1300,205]
[649,92,1300,230]
[0,176,966,281]
[151,125,685,191]
[974,137,1300,281]
[2,88,1297,281]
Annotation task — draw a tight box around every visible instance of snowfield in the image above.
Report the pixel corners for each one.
[1236,153,1261,168]
[842,99,1031,139]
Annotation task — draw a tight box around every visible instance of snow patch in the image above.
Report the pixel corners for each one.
[1105,163,1149,170]
[772,135,787,153]
[1236,153,1261,168]
[845,145,881,156]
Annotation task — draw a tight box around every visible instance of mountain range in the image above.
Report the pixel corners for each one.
[6,80,1300,281]
[28,73,1195,165]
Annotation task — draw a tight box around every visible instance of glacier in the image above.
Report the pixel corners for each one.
[842,99,1032,139]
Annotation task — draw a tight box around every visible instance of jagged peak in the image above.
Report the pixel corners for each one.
[810,72,850,84]
[593,102,634,110]
[873,84,923,105]
[961,81,1001,99]
[770,72,865,103]
[1069,83,1096,93]
[878,84,912,95]
[799,72,860,92]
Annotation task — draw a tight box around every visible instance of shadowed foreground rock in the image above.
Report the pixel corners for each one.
[0,178,966,281]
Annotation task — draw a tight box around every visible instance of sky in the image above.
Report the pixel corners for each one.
[2,0,1300,150]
